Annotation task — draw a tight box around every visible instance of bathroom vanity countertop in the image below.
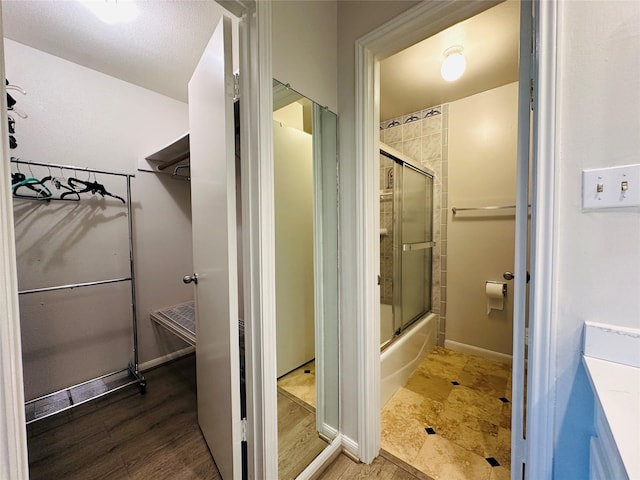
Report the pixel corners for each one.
[583,355,640,480]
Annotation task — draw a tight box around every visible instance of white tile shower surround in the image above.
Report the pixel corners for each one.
[583,322,640,479]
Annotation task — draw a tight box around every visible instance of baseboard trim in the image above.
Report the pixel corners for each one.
[139,346,195,372]
[444,340,512,365]
[341,435,360,461]
[298,435,343,480]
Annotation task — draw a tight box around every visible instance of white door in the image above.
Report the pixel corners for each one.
[188,16,242,480]
[510,2,534,478]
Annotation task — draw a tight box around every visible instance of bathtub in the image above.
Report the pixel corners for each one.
[380,312,438,407]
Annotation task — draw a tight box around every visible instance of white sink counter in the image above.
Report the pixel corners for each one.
[583,321,640,480]
[583,356,640,479]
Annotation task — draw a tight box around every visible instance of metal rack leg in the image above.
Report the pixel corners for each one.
[128,362,147,395]
[125,176,145,395]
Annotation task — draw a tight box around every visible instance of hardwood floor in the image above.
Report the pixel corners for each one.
[317,454,425,480]
[277,389,327,479]
[27,355,220,480]
[26,354,425,480]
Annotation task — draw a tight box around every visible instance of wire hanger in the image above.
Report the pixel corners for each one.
[8,106,28,119]
[6,84,26,95]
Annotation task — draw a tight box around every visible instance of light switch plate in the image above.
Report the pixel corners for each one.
[582,164,640,209]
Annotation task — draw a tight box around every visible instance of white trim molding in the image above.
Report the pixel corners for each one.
[353,0,504,464]
[0,6,29,476]
[340,434,360,460]
[444,340,513,365]
[354,34,380,465]
[296,435,343,480]
[235,0,278,478]
[526,1,559,478]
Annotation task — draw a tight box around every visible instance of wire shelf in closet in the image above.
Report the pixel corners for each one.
[11,158,147,424]
[150,300,196,346]
[149,301,247,416]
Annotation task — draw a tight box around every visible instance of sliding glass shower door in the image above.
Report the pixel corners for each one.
[392,159,434,333]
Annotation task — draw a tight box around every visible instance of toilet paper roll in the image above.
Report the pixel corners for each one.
[486,282,506,314]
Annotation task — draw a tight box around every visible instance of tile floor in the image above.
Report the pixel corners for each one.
[277,360,316,408]
[381,347,512,480]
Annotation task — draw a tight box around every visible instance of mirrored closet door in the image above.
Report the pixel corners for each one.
[272,79,339,479]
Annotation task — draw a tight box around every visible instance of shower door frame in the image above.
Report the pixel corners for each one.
[353,1,559,478]
[382,149,435,339]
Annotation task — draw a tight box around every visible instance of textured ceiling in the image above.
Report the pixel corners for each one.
[380,0,520,121]
[2,1,238,103]
[2,1,518,115]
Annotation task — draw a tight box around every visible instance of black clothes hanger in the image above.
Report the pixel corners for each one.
[11,171,26,185]
[6,91,16,109]
[12,162,53,200]
[40,174,80,202]
[6,79,18,149]
[63,177,125,204]
[12,177,52,201]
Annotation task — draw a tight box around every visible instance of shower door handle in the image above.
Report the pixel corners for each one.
[402,241,435,252]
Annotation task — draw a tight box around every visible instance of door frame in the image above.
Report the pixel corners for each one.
[0,5,29,478]
[353,1,559,477]
[220,1,279,478]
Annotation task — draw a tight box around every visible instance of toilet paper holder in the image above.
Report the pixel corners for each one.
[486,280,507,296]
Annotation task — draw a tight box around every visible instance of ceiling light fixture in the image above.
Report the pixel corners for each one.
[440,46,466,82]
[80,0,139,25]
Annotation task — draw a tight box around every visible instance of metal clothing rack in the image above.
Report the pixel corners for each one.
[11,158,146,424]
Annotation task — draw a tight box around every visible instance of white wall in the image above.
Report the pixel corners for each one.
[5,39,193,399]
[273,119,315,377]
[337,0,421,447]
[447,82,518,358]
[271,0,338,112]
[552,1,640,478]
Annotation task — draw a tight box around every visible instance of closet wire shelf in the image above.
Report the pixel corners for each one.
[150,301,196,347]
[12,158,146,424]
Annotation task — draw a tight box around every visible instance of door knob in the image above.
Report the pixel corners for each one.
[503,271,530,283]
[183,273,198,285]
